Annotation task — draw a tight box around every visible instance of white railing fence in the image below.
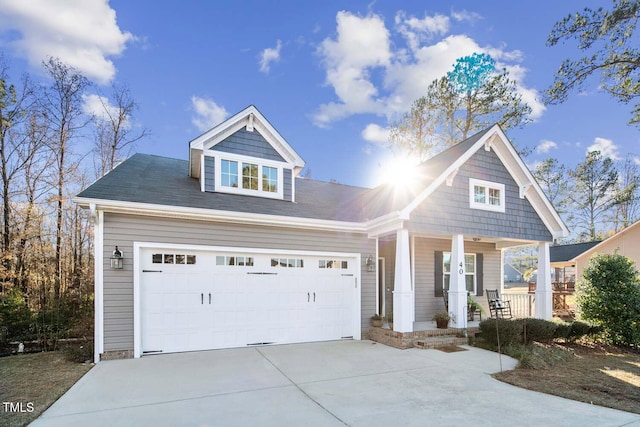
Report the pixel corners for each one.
[501,292,535,318]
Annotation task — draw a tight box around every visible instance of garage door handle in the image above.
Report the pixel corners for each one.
[201,293,203,304]
[209,293,211,304]
[313,292,316,302]
[307,292,310,302]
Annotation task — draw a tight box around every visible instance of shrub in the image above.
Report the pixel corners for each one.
[479,318,522,348]
[567,320,592,341]
[0,289,33,341]
[553,322,571,339]
[521,318,557,344]
[578,253,640,347]
[62,342,94,363]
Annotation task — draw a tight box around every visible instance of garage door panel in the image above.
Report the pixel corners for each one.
[141,248,358,354]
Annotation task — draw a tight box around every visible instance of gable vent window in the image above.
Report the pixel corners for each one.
[469,178,505,213]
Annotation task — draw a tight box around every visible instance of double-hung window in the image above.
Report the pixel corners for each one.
[469,178,505,212]
[443,252,476,294]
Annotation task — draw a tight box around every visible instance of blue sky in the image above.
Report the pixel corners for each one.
[0,0,637,188]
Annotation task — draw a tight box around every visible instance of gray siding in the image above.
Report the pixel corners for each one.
[283,169,292,201]
[409,148,553,242]
[102,213,375,352]
[413,238,499,321]
[212,128,285,162]
[204,156,215,192]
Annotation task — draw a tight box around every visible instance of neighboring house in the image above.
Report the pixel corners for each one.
[504,264,524,282]
[74,105,568,362]
[549,241,602,285]
[570,220,640,282]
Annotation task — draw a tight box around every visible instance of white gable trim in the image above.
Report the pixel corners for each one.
[189,105,305,169]
[400,125,568,240]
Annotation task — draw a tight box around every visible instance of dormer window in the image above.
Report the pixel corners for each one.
[221,160,238,188]
[469,178,505,213]
[263,166,277,192]
[212,153,284,199]
[242,163,258,190]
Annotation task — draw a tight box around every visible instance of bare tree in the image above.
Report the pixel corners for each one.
[0,58,36,282]
[610,156,640,231]
[40,57,90,301]
[92,84,149,177]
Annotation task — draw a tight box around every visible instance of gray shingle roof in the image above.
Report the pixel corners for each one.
[77,154,370,222]
[76,126,495,223]
[550,241,602,263]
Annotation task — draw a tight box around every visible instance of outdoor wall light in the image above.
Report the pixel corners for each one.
[110,246,124,269]
[365,254,376,272]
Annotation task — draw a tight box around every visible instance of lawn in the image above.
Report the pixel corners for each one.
[0,352,93,427]
[494,342,640,414]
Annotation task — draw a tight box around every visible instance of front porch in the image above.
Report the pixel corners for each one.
[374,230,556,335]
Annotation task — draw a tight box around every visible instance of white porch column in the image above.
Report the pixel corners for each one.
[449,234,468,329]
[535,241,553,319]
[393,228,413,332]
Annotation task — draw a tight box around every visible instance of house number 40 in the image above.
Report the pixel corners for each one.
[459,262,464,275]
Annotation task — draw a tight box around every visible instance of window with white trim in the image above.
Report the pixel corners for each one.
[242,163,258,190]
[221,160,238,188]
[443,252,476,294]
[262,166,277,192]
[211,153,284,199]
[469,178,505,212]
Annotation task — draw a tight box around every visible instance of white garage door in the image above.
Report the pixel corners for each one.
[140,247,359,355]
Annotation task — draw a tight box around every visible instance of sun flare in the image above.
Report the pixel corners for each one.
[382,155,421,187]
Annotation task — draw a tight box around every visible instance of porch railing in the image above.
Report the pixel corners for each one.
[501,292,535,318]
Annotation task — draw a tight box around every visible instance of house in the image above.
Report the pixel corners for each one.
[504,264,524,283]
[549,241,602,285]
[570,220,640,282]
[74,105,568,362]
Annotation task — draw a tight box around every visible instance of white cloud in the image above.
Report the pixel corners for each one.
[536,139,558,154]
[451,9,483,23]
[191,96,228,132]
[634,156,640,166]
[313,11,391,126]
[259,39,282,74]
[395,11,450,52]
[82,93,132,128]
[587,137,620,160]
[361,123,390,146]
[313,10,545,127]
[0,0,134,84]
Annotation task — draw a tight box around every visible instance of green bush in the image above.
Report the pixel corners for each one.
[479,319,522,347]
[553,322,571,339]
[62,342,94,363]
[567,320,592,341]
[0,289,33,341]
[521,318,557,344]
[577,253,640,347]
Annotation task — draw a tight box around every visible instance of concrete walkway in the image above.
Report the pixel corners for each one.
[32,341,640,426]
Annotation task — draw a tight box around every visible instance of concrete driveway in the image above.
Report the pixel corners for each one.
[32,341,639,427]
